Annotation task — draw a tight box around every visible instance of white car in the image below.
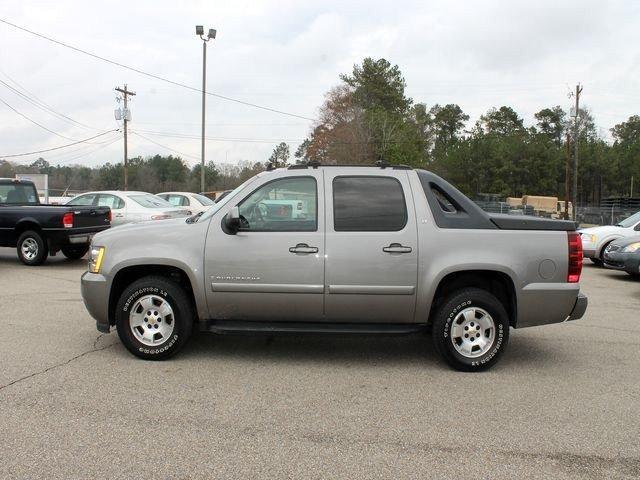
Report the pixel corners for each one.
[156,191,215,215]
[65,191,191,227]
[580,211,640,265]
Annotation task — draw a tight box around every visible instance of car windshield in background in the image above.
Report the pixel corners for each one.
[0,183,38,204]
[130,194,174,209]
[617,211,640,228]
[192,193,214,206]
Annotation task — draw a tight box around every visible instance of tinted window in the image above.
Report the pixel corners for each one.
[0,183,38,204]
[238,177,317,231]
[67,194,97,206]
[97,194,124,209]
[333,176,407,231]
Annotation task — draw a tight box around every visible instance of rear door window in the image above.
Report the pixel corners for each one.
[97,194,125,209]
[67,194,97,206]
[333,176,407,231]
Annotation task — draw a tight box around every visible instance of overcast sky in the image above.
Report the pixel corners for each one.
[1,0,638,169]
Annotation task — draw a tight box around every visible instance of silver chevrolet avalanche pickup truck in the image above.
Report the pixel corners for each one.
[81,164,587,371]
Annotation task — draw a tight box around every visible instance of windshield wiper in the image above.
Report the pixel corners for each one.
[186,211,204,224]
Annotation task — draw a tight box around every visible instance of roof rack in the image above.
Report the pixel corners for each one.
[288,161,412,170]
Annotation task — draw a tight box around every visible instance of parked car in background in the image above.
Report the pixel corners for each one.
[0,178,110,265]
[214,190,233,203]
[603,236,640,278]
[66,191,190,226]
[81,165,587,371]
[156,192,215,214]
[579,211,640,266]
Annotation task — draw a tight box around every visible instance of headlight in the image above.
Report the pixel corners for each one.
[88,246,105,273]
[581,233,597,243]
[622,242,640,253]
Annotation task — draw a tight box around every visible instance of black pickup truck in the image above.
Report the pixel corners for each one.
[0,178,111,265]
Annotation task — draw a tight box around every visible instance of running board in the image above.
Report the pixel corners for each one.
[200,320,426,335]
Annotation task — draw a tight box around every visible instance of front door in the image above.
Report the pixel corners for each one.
[204,171,325,321]
[324,169,418,323]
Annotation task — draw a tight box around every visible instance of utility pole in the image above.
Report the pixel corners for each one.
[572,83,583,221]
[564,132,571,220]
[115,85,136,190]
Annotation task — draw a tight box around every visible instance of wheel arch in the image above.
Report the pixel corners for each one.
[15,219,43,237]
[108,264,198,326]
[428,269,517,327]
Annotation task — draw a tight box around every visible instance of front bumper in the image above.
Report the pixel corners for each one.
[81,271,111,332]
[603,250,638,274]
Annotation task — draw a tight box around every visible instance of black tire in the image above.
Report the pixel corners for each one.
[115,276,194,360]
[61,245,89,260]
[590,258,604,267]
[431,288,510,372]
[627,272,640,280]
[16,230,48,266]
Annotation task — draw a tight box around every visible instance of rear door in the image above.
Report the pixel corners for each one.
[204,171,325,321]
[324,169,418,323]
[97,194,127,226]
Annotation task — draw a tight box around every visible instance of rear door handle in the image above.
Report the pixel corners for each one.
[289,243,319,254]
[383,243,412,254]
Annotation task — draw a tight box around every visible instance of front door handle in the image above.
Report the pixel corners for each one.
[383,243,412,254]
[289,243,319,254]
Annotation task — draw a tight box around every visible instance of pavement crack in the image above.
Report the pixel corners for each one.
[0,338,116,392]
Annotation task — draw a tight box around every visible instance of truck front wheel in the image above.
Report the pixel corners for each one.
[432,288,510,372]
[17,230,48,266]
[115,276,194,360]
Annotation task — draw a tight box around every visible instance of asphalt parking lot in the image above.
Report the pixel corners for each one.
[0,247,639,479]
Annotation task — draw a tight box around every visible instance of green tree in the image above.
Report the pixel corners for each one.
[268,142,290,167]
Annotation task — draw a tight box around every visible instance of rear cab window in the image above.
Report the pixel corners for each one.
[0,182,39,205]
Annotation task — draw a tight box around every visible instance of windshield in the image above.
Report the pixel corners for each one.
[130,194,175,209]
[617,211,640,228]
[0,182,39,205]
[192,193,214,206]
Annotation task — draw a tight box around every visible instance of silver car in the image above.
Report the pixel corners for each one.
[156,191,215,215]
[66,191,191,226]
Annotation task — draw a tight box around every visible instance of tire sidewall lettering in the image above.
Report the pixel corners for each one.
[443,299,505,365]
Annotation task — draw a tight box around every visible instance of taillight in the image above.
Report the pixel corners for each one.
[62,212,74,228]
[107,210,112,223]
[567,231,583,283]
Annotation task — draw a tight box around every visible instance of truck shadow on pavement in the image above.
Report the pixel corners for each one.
[111,330,567,371]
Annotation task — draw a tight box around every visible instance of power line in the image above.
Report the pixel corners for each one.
[0,17,316,122]
[0,95,79,141]
[0,71,103,130]
[131,131,201,161]
[0,129,119,158]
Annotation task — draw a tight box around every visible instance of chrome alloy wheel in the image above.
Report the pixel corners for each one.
[21,237,39,261]
[129,295,175,346]
[450,307,496,358]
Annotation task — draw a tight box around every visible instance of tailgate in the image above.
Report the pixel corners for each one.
[68,206,111,229]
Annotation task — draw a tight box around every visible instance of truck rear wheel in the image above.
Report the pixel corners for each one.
[17,230,48,266]
[61,245,89,260]
[432,288,510,372]
[115,276,194,360]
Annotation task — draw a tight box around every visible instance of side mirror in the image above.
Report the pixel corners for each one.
[224,206,241,234]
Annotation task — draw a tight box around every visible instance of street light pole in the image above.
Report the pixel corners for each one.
[196,25,216,194]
